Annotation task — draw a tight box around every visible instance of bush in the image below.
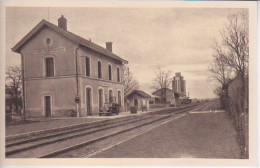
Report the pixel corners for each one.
[130,106,137,114]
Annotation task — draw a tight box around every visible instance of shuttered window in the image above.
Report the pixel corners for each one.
[108,65,112,80]
[98,61,102,79]
[45,58,54,77]
[85,57,90,76]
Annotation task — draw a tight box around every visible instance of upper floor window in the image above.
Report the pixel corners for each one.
[45,57,54,77]
[85,57,90,76]
[98,61,102,79]
[108,65,112,81]
[117,67,120,82]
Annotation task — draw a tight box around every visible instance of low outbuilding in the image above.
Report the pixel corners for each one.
[126,90,151,111]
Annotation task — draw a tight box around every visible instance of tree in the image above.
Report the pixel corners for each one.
[212,11,248,79]
[210,10,249,158]
[122,66,139,96]
[210,11,249,106]
[5,66,23,114]
[209,51,232,86]
[152,67,172,103]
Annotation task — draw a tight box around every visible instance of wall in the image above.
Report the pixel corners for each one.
[21,27,78,117]
[21,27,77,78]
[25,77,76,117]
[78,46,125,116]
[78,47,123,83]
[79,77,124,116]
[153,89,176,105]
[20,26,125,117]
[127,94,149,111]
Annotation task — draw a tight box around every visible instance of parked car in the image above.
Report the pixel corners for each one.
[99,102,120,116]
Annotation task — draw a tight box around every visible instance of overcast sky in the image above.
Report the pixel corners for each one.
[6,7,241,98]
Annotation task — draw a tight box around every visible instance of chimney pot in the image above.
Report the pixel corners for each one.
[58,15,67,30]
[106,42,113,52]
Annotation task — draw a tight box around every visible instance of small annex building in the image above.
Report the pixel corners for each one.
[152,88,179,105]
[12,15,128,118]
[126,90,151,111]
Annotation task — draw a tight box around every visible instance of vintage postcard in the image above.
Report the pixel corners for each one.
[0,0,258,167]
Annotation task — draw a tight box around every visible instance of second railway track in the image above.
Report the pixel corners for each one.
[6,104,201,158]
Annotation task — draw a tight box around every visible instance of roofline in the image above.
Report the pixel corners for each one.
[126,90,151,98]
[12,19,128,64]
[152,87,173,95]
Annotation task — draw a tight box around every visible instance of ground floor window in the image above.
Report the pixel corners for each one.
[86,87,92,115]
[118,90,122,106]
[98,89,103,109]
[43,95,52,117]
[109,90,113,103]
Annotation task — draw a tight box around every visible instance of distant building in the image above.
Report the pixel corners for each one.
[126,90,151,111]
[172,72,186,97]
[152,88,179,105]
[12,15,128,117]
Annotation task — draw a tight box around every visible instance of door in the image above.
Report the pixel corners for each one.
[86,88,92,116]
[45,96,51,117]
[134,99,138,107]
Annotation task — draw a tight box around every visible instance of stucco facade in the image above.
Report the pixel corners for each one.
[13,16,127,117]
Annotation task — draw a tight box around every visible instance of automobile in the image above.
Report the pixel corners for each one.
[99,102,120,116]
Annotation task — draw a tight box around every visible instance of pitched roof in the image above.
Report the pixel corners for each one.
[152,88,174,95]
[126,90,151,99]
[12,19,128,64]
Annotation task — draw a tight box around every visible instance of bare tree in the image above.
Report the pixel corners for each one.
[210,11,249,102]
[210,10,249,158]
[152,67,172,103]
[5,66,23,114]
[209,52,232,86]
[122,66,139,96]
[213,11,248,78]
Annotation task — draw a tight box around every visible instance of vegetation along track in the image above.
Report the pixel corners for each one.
[6,104,201,158]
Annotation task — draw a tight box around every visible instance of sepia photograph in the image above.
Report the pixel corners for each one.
[1,1,258,167]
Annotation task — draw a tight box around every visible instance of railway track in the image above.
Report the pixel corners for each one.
[6,104,201,158]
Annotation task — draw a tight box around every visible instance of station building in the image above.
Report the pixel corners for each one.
[12,15,128,117]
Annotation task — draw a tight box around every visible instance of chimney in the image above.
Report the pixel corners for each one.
[106,42,113,52]
[58,15,67,31]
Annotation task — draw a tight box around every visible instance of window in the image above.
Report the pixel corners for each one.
[98,89,103,109]
[118,90,121,106]
[108,65,112,80]
[98,61,102,79]
[109,90,113,103]
[45,58,54,77]
[85,57,90,76]
[117,67,120,82]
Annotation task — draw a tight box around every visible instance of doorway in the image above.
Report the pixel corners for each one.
[45,96,51,117]
[134,99,138,107]
[86,88,92,116]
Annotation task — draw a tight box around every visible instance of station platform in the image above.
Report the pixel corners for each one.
[6,108,168,137]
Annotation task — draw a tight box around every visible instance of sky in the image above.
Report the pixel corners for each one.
[6,7,241,99]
